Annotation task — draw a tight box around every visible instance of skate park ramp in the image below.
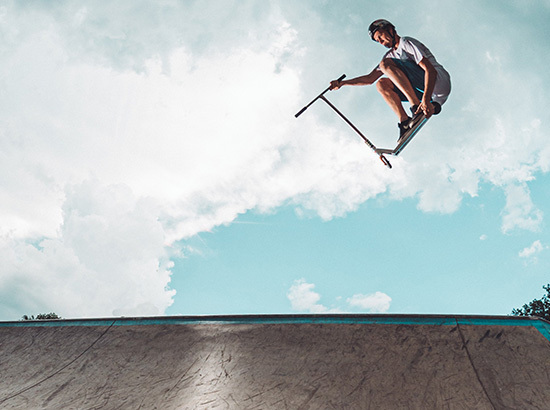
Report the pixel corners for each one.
[1,314,550,409]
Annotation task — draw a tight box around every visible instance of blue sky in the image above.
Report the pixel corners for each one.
[0,1,549,320]
[169,180,550,316]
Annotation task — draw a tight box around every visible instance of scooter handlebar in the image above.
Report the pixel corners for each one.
[295,74,346,118]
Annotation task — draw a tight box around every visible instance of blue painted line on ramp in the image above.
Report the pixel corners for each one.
[2,314,549,341]
[532,319,550,342]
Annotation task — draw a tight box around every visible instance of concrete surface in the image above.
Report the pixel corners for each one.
[1,315,549,409]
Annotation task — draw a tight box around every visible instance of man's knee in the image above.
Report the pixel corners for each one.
[378,58,397,73]
[376,77,393,93]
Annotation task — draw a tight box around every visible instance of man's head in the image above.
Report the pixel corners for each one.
[368,19,397,48]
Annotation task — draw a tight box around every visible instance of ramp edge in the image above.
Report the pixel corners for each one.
[1,314,548,332]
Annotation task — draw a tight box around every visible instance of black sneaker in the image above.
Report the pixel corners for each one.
[407,105,423,130]
[398,117,412,141]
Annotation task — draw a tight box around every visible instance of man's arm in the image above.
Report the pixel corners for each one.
[417,57,438,117]
[330,67,383,90]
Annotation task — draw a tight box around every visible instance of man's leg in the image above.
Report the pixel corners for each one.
[376,77,417,140]
[378,58,421,111]
[376,78,409,122]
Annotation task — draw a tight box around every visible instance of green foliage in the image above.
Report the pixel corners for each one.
[511,284,550,321]
[21,312,62,321]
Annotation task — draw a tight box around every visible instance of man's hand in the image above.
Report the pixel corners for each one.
[416,99,434,118]
[330,79,344,90]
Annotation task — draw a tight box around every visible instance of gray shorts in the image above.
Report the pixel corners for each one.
[390,58,425,101]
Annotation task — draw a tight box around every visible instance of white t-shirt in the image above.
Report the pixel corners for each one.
[382,36,451,105]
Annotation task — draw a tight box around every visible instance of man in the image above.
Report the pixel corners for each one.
[330,19,451,142]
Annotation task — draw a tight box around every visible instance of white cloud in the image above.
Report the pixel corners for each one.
[501,183,543,233]
[347,292,392,313]
[518,240,545,259]
[0,180,175,319]
[287,279,328,313]
[0,4,317,319]
[287,279,391,313]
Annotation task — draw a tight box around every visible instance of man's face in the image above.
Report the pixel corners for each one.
[373,30,393,48]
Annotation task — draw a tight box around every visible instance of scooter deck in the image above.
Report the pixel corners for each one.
[375,115,429,157]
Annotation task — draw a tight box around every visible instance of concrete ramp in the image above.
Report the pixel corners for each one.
[1,315,549,409]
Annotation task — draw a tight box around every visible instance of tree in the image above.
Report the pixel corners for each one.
[511,284,550,321]
[21,312,62,321]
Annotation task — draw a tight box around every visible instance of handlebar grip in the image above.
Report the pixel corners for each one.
[295,106,307,118]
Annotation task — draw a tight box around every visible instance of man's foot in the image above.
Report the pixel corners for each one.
[406,104,423,130]
[398,117,412,141]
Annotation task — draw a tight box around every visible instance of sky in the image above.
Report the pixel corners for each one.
[0,0,549,320]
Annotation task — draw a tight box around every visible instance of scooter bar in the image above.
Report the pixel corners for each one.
[294,74,346,118]
[294,73,393,169]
